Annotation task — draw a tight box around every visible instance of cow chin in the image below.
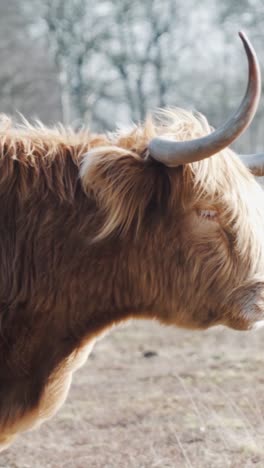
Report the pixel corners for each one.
[174,281,264,332]
[222,279,264,331]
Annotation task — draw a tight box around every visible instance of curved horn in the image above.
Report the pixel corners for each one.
[240,153,264,176]
[148,31,261,167]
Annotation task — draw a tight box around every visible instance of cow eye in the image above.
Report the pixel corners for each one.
[197,209,218,221]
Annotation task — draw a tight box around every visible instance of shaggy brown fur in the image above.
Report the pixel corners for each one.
[0,109,264,450]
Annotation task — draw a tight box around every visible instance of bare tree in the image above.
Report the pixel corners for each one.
[28,0,222,130]
[5,0,264,154]
[0,0,61,123]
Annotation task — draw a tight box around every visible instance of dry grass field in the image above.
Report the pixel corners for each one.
[1,320,264,468]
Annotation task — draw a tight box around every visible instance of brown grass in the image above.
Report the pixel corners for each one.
[1,320,264,467]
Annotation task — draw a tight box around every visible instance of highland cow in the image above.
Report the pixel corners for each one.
[0,32,264,450]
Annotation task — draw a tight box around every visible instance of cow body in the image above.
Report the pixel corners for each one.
[0,108,264,449]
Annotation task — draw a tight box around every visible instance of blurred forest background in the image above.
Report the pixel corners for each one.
[0,0,263,153]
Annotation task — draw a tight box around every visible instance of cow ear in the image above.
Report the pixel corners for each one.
[80,146,168,240]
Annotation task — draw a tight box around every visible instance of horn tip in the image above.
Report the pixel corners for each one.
[238,30,250,48]
[238,30,247,39]
[238,30,254,54]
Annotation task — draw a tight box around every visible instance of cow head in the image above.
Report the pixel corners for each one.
[80,32,264,332]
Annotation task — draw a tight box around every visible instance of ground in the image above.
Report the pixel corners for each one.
[1,320,264,468]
